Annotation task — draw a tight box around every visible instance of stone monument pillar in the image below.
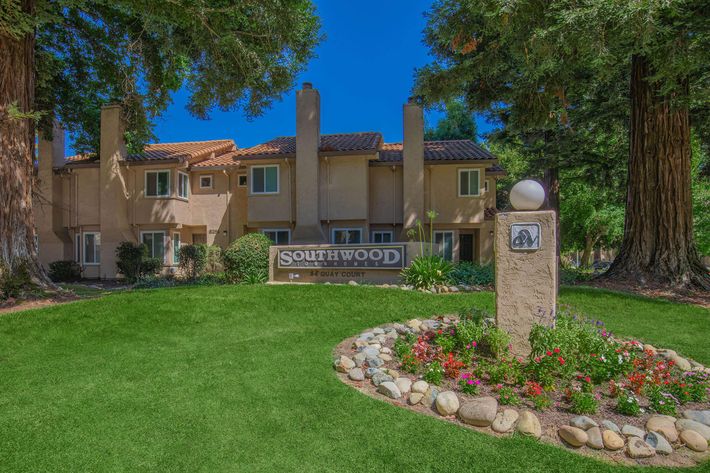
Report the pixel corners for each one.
[495,181,557,358]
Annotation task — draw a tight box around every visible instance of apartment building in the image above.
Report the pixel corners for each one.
[34,83,503,279]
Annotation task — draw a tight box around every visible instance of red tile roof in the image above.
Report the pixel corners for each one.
[64,140,236,166]
[193,132,383,168]
[378,140,498,163]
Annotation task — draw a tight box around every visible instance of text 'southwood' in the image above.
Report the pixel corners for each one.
[277,245,406,269]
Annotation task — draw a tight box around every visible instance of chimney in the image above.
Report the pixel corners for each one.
[99,104,133,278]
[36,120,70,264]
[291,82,326,243]
[401,97,425,238]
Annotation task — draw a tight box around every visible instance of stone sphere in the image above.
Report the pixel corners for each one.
[510,180,545,211]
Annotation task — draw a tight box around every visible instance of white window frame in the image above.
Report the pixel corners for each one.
[199,175,213,189]
[434,231,454,261]
[140,231,167,264]
[82,232,101,265]
[237,174,248,187]
[145,170,171,198]
[250,165,280,195]
[177,171,189,200]
[332,228,362,245]
[262,229,291,245]
[172,232,181,265]
[458,168,482,197]
[371,230,394,244]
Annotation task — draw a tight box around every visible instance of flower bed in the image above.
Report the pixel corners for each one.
[333,307,710,467]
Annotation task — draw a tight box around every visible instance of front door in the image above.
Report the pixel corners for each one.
[459,233,474,262]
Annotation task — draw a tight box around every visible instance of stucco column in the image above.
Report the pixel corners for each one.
[291,82,326,243]
[401,98,424,240]
[36,120,70,265]
[494,210,557,357]
[99,104,134,278]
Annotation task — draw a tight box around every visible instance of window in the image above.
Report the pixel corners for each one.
[199,175,213,189]
[262,229,290,245]
[434,231,454,261]
[332,228,362,245]
[251,165,279,194]
[172,232,181,264]
[371,231,393,243]
[238,174,247,187]
[178,172,189,199]
[484,179,489,193]
[83,232,101,265]
[146,170,171,197]
[141,231,166,263]
[458,169,481,197]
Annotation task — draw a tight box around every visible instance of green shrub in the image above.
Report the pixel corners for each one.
[179,244,208,279]
[450,262,494,286]
[401,255,453,289]
[482,327,511,359]
[48,260,82,282]
[424,361,444,385]
[133,274,176,289]
[646,386,678,416]
[498,386,522,406]
[241,270,268,285]
[569,391,598,414]
[532,394,552,411]
[204,245,223,273]
[0,263,33,300]
[116,241,162,283]
[222,233,272,283]
[616,391,641,416]
[560,266,595,285]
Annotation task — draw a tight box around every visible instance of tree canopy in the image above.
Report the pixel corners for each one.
[415,0,710,288]
[424,100,478,142]
[4,0,322,153]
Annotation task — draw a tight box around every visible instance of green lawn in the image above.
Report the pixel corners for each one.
[0,285,708,473]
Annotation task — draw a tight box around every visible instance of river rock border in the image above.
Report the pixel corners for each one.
[333,318,710,468]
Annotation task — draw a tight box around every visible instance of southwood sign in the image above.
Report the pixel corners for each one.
[277,245,406,269]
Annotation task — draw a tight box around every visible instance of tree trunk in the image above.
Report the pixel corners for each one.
[0,0,48,286]
[605,55,709,290]
[580,235,594,268]
[543,166,561,290]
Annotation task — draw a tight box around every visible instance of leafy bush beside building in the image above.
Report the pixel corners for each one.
[222,233,271,283]
[178,244,208,279]
[116,242,161,283]
[48,260,82,282]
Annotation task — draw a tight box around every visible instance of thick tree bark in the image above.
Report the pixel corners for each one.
[0,0,48,285]
[605,55,709,290]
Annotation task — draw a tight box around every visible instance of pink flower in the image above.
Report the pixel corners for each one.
[474,379,481,385]
[467,380,474,385]
[496,384,503,390]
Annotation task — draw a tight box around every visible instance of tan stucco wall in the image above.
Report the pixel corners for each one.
[369,165,403,225]
[426,164,489,224]
[247,160,292,225]
[320,155,370,222]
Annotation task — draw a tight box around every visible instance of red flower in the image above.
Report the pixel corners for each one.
[584,376,591,383]
[553,347,560,354]
[558,357,565,365]
[546,350,553,356]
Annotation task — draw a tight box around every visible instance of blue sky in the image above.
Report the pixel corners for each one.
[78,1,494,152]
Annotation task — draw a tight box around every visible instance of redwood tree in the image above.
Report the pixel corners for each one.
[0,0,320,284]
[416,0,710,289]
